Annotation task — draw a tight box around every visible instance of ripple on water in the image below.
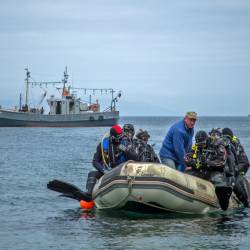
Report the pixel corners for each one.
[1,117,250,250]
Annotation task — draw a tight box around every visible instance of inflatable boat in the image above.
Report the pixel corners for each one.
[92,161,239,214]
[48,161,241,214]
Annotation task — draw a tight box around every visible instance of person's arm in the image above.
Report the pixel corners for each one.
[172,130,185,165]
[118,143,139,161]
[125,149,139,161]
[153,151,160,163]
[150,145,160,163]
[92,143,108,173]
[239,144,249,164]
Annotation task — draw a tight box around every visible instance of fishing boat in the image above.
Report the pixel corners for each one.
[0,68,120,127]
[48,162,241,214]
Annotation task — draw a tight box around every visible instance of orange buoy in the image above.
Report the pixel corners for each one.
[80,200,95,210]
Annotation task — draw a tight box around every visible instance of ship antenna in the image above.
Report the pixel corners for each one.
[62,66,69,97]
[24,68,30,108]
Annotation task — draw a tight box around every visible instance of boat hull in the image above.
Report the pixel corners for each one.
[93,162,240,214]
[0,109,119,127]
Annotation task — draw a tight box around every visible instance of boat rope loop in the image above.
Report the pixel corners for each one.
[97,175,136,210]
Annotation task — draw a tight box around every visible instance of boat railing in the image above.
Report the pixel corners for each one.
[102,106,112,112]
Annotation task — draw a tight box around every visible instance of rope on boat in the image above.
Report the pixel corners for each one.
[97,175,136,210]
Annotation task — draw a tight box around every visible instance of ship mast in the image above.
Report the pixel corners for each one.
[62,66,69,97]
[22,67,69,110]
[25,68,30,108]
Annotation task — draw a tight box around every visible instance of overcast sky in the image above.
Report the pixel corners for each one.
[0,0,249,116]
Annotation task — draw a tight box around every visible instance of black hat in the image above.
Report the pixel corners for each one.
[136,129,150,141]
[123,124,135,134]
[222,128,233,138]
[195,130,208,144]
[209,128,222,137]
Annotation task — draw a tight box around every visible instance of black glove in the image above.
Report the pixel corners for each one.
[184,155,195,167]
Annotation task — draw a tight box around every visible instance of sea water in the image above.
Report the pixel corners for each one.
[0,117,250,250]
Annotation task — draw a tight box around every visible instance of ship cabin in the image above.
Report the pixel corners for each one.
[47,95,100,115]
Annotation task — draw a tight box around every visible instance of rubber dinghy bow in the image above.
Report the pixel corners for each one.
[47,179,92,202]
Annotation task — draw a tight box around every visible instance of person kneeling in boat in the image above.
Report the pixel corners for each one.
[134,129,160,163]
[85,125,138,200]
[184,130,234,210]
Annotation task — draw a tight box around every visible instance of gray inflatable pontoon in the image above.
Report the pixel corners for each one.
[93,161,240,214]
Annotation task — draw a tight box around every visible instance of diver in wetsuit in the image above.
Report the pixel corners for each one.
[86,125,138,199]
[222,128,249,175]
[122,123,135,146]
[221,128,250,207]
[134,129,160,163]
[185,130,234,210]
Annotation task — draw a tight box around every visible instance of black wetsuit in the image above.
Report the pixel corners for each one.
[86,138,138,197]
[231,137,249,175]
[134,139,160,163]
[185,139,233,210]
[224,136,250,207]
[186,138,250,208]
[185,140,227,178]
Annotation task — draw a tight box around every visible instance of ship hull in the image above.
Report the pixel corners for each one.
[0,109,119,127]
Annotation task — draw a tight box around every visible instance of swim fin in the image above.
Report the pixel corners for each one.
[47,179,92,202]
[215,186,232,211]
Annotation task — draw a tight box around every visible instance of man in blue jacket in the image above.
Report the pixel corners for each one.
[159,112,197,172]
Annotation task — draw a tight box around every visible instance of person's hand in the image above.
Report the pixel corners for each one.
[103,166,111,174]
[184,155,195,167]
[184,153,193,163]
[103,169,109,174]
[184,155,191,163]
[118,144,128,152]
